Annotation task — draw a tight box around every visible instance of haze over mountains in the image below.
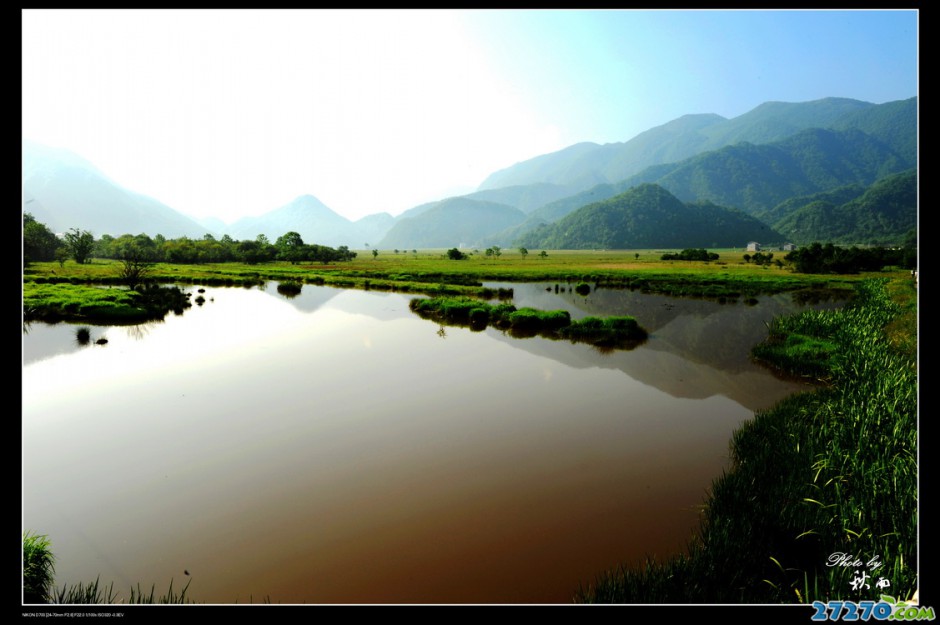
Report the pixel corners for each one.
[22,96,917,250]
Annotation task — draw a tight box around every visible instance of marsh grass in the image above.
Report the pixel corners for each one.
[276,280,303,298]
[127,578,193,604]
[52,577,118,604]
[47,578,194,605]
[575,278,917,603]
[74,326,91,345]
[23,532,197,605]
[410,296,647,349]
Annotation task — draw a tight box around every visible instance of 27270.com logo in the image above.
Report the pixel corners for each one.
[811,596,934,621]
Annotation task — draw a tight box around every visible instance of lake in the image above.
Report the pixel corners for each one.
[21,282,843,604]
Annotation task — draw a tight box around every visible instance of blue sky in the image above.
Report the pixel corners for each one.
[22,9,917,223]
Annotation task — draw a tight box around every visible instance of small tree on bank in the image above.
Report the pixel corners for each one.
[63,228,95,264]
[120,253,154,290]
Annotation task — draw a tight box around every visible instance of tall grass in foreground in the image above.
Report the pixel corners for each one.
[575,278,917,603]
[23,532,197,604]
[23,532,55,604]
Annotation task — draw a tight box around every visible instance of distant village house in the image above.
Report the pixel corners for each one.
[746,242,761,252]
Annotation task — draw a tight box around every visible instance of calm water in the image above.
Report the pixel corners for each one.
[22,283,841,604]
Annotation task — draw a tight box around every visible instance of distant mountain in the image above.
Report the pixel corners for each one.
[478,142,606,192]
[378,197,527,249]
[22,140,211,238]
[197,215,228,234]
[516,184,780,250]
[771,169,916,246]
[353,212,396,247]
[696,97,874,149]
[477,97,889,196]
[459,183,575,214]
[224,195,347,246]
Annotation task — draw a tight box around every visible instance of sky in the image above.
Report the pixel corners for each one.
[22,9,918,224]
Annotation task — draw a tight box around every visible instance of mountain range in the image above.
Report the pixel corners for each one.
[22,95,917,249]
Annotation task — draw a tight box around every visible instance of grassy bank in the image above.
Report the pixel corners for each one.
[23,283,192,323]
[574,276,917,603]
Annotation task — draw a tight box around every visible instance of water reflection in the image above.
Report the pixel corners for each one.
[22,284,843,604]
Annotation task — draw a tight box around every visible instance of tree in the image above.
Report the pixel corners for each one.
[372,249,379,259]
[539,250,548,260]
[119,252,153,290]
[235,240,265,265]
[447,247,467,260]
[276,231,305,264]
[519,247,528,259]
[23,213,61,264]
[111,236,157,289]
[63,228,95,264]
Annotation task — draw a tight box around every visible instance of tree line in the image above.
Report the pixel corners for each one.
[23,214,357,266]
[784,242,915,274]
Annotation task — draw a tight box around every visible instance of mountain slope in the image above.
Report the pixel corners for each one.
[224,195,359,247]
[22,140,211,238]
[621,127,910,215]
[476,97,888,196]
[516,183,779,250]
[830,96,917,164]
[378,197,526,249]
[771,169,916,245]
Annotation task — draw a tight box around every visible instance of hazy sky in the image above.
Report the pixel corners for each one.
[22,9,918,224]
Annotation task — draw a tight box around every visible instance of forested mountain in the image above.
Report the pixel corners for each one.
[495,121,912,247]
[478,97,893,195]
[829,96,916,163]
[378,197,526,249]
[770,169,916,245]
[516,184,779,250]
[22,140,211,238]
[694,97,874,150]
[753,184,867,226]
[619,127,911,215]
